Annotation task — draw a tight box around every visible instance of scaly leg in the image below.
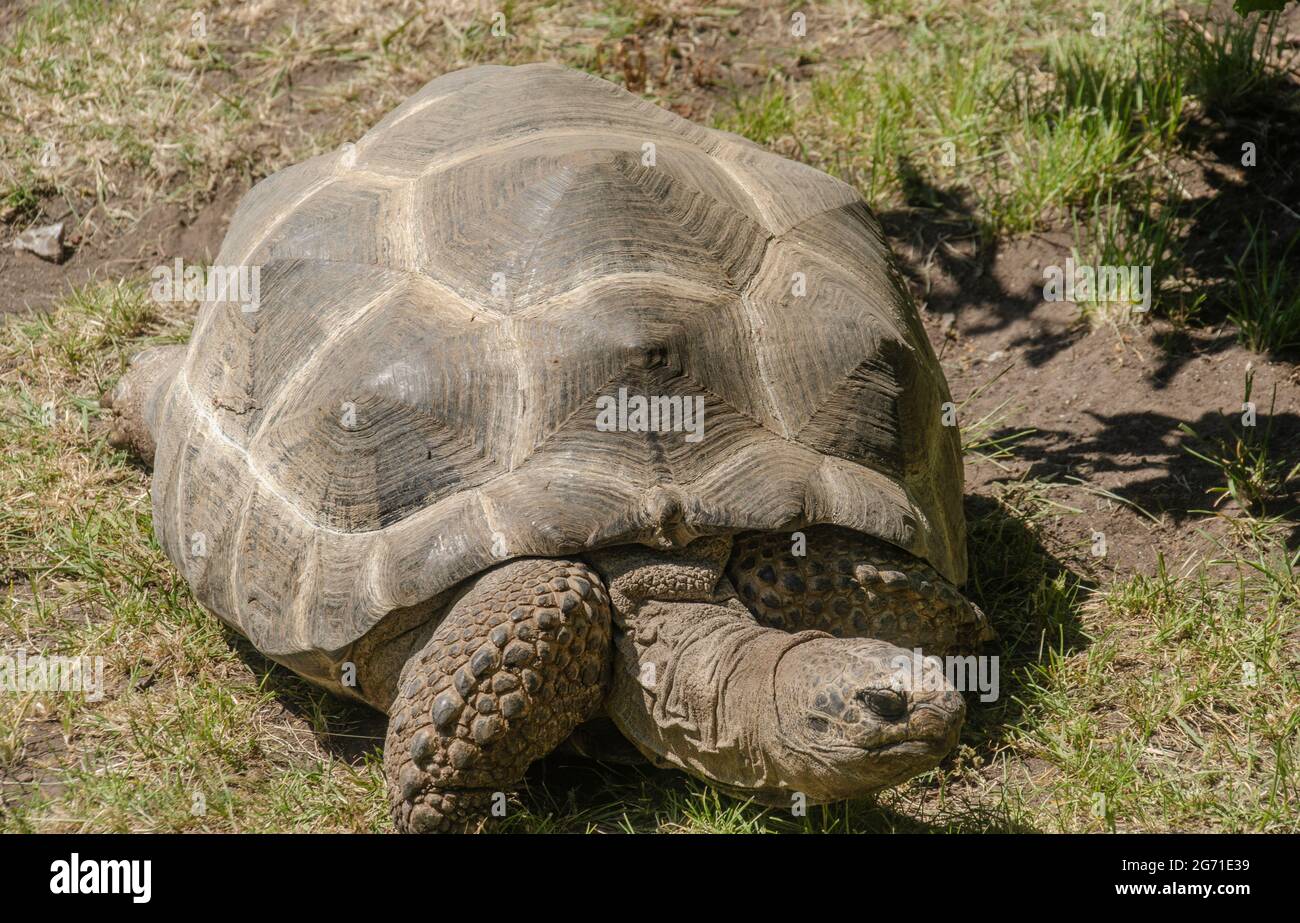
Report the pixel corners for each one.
[104,343,185,464]
[385,557,611,833]
[727,525,993,655]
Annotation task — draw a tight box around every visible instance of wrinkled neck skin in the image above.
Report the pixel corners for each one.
[587,536,964,803]
[624,596,826,796]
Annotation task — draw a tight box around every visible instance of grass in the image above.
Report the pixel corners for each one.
[716,0,1194,237]
[1047,30,1186,152]
[1069,182,1190,323]
[0,0,646,239]
[1076,540,1298,830]
[714,2,1299,343]
[0,281,389,832]
[1179,371,1300,510]
[1174,6,1285,113]
[1224,220,1300,353]
[2,0,1298,833]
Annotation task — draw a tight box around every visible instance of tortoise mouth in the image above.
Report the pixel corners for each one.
[735,736,953,806]
[825,738,941,756]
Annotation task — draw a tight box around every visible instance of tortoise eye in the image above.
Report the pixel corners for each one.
[859,689,907,720]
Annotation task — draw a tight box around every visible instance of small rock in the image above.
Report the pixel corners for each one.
[132,670,157,692]
[985,350,1005,362]
[13,222,66,262]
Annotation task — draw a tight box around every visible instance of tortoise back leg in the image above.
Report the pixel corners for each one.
[727,526,993,656]
[104,344,185,464]
[385,557,612,833]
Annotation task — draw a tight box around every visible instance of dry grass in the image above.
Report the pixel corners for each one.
[1,0,816,241]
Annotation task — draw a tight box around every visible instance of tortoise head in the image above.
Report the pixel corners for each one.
[770,637,965,798]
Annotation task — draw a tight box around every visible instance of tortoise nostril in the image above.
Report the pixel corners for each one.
[858,689,907,720]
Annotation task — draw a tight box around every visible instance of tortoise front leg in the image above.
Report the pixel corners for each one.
[727,526,994,656]
[385,557,612,833]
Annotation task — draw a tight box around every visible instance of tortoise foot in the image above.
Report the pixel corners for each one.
[385,557,612,833]
[104,343,185,465]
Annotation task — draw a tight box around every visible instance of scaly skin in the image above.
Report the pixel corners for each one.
[384,557,611,833]
[728,525,994,655]
[104,344,185,464]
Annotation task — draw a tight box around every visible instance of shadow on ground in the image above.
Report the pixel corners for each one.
[872,14,1300,379]
[986,407,1300,534]
[227,633,387,764]
[959,493,1092,764]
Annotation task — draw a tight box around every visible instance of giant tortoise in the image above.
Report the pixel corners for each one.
[107,64,992,832]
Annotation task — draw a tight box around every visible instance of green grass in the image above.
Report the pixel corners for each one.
[1224,221,1300,353]
[1175,7,1284,113]
[1069,182,1190,322]
[1179,371,1300,510]
[714,2,1298,339]
[0,282,386,832]
[1047,30,1186,151]
[1071,543,1299,830]
[715,0,1196,238]
[0,0,580,235]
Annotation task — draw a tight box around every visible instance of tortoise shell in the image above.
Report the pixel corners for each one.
[148,64,964,707]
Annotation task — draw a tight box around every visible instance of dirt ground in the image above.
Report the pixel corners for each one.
[914,235,1299,578]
